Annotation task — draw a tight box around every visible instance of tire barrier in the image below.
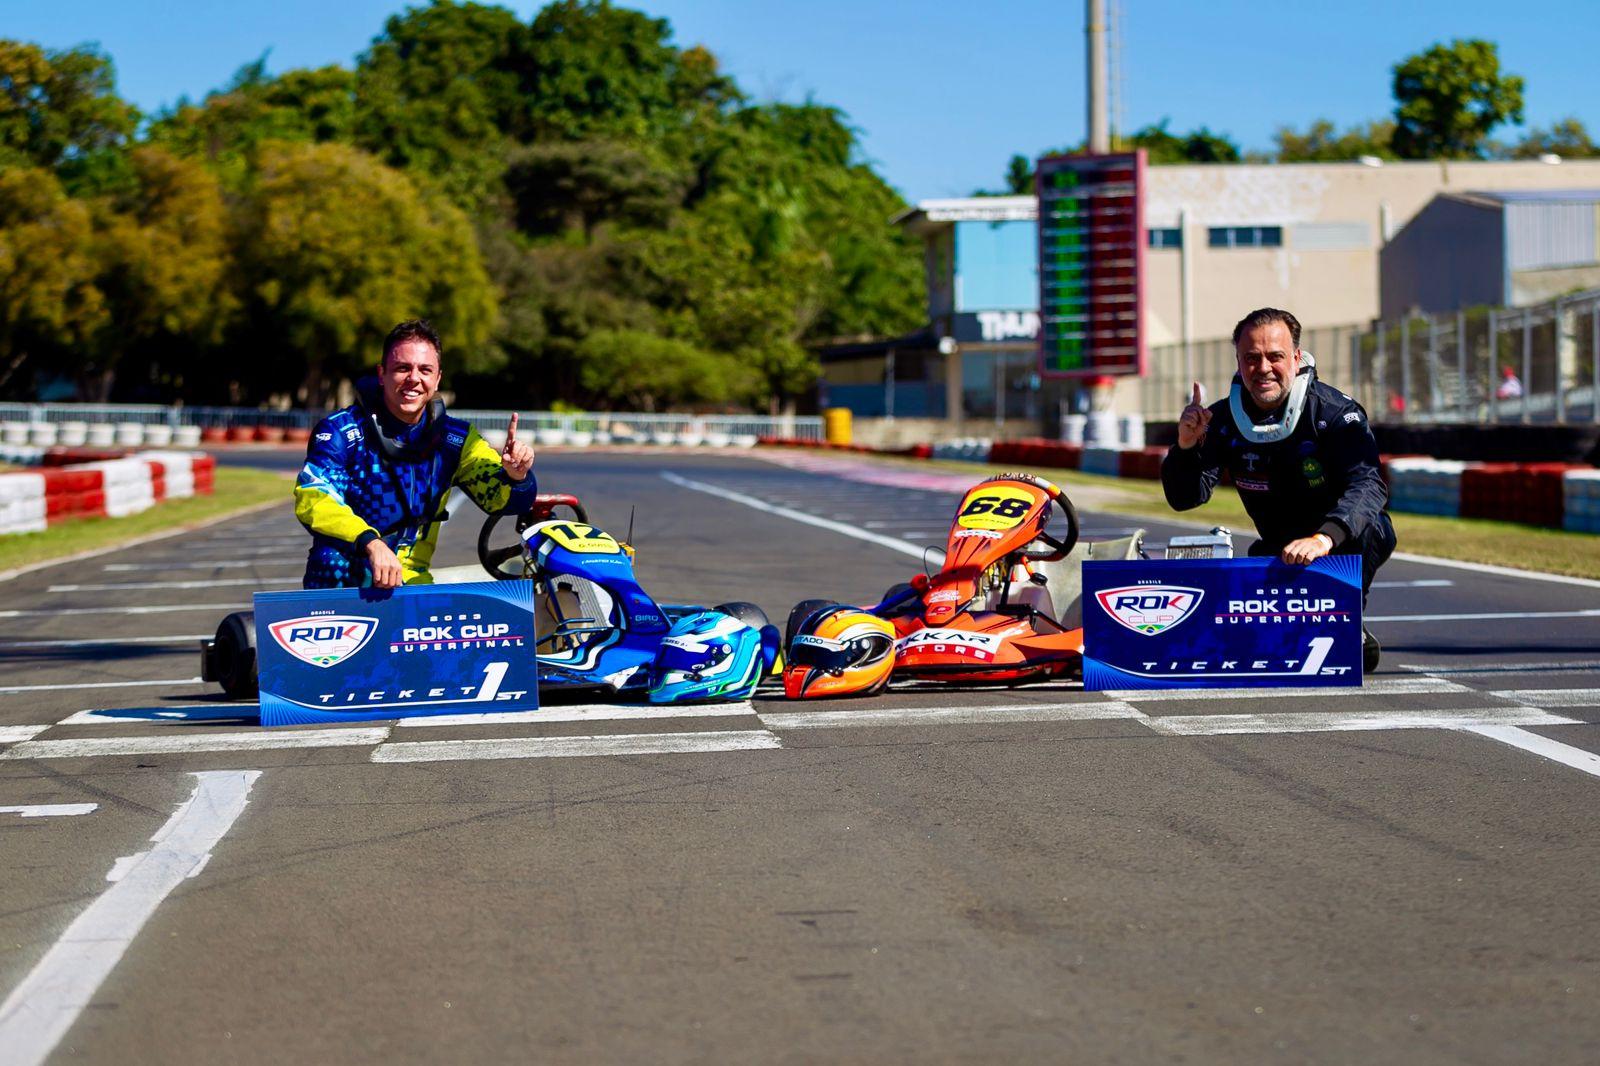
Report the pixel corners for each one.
[0,450,215,535]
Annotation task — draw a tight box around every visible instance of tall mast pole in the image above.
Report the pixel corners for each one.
[1086,0,1110,153]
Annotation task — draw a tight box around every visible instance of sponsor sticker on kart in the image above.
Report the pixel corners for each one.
[538,522,622,555]
[267,615,378,667]
[954,486,1039,531]
[1094,586,1203,636]
[896,628,998,662]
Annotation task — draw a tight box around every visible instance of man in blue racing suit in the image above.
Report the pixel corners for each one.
[1161,307,1395,671]
[294,319,538,589]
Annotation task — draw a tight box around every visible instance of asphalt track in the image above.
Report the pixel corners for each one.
[1,446,1598,1065]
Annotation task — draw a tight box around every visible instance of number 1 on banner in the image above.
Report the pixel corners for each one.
[1299,637,1333,675]
[476,661,508,701]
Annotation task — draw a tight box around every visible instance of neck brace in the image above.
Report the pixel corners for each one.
[1230,351,1316,444]
[355,376,446,461]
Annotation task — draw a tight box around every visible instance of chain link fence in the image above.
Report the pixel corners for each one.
[1142,288,1600,425]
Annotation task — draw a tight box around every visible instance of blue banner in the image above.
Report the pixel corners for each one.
[1082,556,1363,689]
[253,581,540,726]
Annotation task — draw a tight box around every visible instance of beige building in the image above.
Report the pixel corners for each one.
[868,158,1600,425]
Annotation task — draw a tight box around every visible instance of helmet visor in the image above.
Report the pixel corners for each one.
[653,638,728,677]
[789,633,877,673]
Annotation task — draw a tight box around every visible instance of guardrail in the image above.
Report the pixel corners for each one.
[0,405,823,447]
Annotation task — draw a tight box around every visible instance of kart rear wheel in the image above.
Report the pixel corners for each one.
[203,611,258,700]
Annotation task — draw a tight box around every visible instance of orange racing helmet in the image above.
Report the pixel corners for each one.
[783,604,896,699]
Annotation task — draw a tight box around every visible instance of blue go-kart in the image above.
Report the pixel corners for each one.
[201,493,779,704]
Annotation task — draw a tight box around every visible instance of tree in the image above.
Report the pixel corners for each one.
[0,167,106,394]
[0,41,138,176]
[503,139,686,239]
[1127,120,1240,163]
[81,148,236,400]
[231,141,498,404]
[1392,39,1524,159]
[1507,117,1599,159]
[1005,154,1033,194]
[574,328,746,410]
[525,0,738,141]
[1275,119,1397,161]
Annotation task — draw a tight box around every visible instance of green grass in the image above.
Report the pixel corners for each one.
[0,467,293,573]
[845,451,1600,581]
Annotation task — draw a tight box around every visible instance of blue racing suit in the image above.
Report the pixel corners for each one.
[294,389,537,589]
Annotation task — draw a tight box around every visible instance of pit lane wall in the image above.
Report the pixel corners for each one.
[0,447,215,535]
[757,437,1600,534]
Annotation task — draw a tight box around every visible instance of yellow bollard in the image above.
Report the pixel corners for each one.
[823,407,852,446]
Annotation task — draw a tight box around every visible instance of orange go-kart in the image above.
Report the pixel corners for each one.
[783,472,1146,698]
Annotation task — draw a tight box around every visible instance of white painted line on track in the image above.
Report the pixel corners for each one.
[1400,659,1600,675]
[1144,707,1575,736]
[1106,677,1472,701]
[1390,551,1600,590]
[661,472,927,560]
[103,560,299,572]
[59,706,255,726]
[372,729,781,763]
[0,677,201,696]
[0,770,259,1066]
[0,728,389,760]
[1460,725,1600,778]
[1366,609,1600,623]
[0,603,246,618]
[48,577,297,592]
[0,634,210,651]
[0,725,51,744]
[1493,689,1600,708]
[0,804,97,818]
[0,499,282,584]
[761,701,1142,730]
[395,701,755,727]
[1370,579,1454,588]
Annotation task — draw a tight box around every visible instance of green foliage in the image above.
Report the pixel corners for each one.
[1392,39,1524,159]
[0,42,138,176]
[1506,117,1599,159]
[0,166,106,391]
[0,1,924,411]
[1274,119,1397,162]
[1128,119,1240,163]
[575,328,747,410]
[232,141,498,402]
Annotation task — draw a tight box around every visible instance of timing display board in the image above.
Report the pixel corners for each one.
[1035,150,1145,378]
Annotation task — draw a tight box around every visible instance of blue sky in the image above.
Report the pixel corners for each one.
[11,0,1596,202]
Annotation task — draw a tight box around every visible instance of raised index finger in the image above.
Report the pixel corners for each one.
[1190,382,1204,407]
[505,413,518,446]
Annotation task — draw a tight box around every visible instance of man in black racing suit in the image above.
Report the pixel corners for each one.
[1161,307,1394,672]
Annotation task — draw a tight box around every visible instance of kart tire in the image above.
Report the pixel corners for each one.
[209,611,259,700]
[713,601,771,629]
[785,599,838,651]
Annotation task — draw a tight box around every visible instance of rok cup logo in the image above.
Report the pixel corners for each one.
[1095,586,1204,636]
[268,615,378,668]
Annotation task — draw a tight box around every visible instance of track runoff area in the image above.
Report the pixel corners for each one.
[1,448,1597,1064]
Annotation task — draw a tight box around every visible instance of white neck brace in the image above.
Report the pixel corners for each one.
[1230,351,1316,444]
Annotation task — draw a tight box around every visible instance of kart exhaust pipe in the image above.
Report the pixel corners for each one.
[201,610,259,700]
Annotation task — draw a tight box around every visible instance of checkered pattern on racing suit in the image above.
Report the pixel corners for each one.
[294,406,537,589]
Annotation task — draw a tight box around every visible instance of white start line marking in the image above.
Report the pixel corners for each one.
[1144,706,1575,736]
[0,770,260,1066]
[0,677,203,696]
[1458,726,1600,779]
[0,804,98,818]
[0,635,211,651]
[0,603,246,619]
[760,701,1142,730]
[371,729,782,764]
[0,729,390,760]
[47,577,298,593]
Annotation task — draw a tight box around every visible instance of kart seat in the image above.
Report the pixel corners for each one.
[1019,530,1146,628]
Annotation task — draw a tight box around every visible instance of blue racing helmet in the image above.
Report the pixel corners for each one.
[647,609,779,703]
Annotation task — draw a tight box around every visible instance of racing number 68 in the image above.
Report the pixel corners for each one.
[961,495,1030,519]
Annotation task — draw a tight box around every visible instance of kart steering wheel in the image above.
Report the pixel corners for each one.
[1020,488,1080,563]
[477,494,589,579]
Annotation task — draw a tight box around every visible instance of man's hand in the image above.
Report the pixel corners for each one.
[365,538,404,589]
[1280,533,1334,566]
[1177,382,1212,449]
[501,412,535,482]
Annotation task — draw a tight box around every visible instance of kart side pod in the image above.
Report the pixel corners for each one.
[201,610,259,700]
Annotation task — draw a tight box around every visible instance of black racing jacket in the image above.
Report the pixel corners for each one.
[1161,380,1392,549]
